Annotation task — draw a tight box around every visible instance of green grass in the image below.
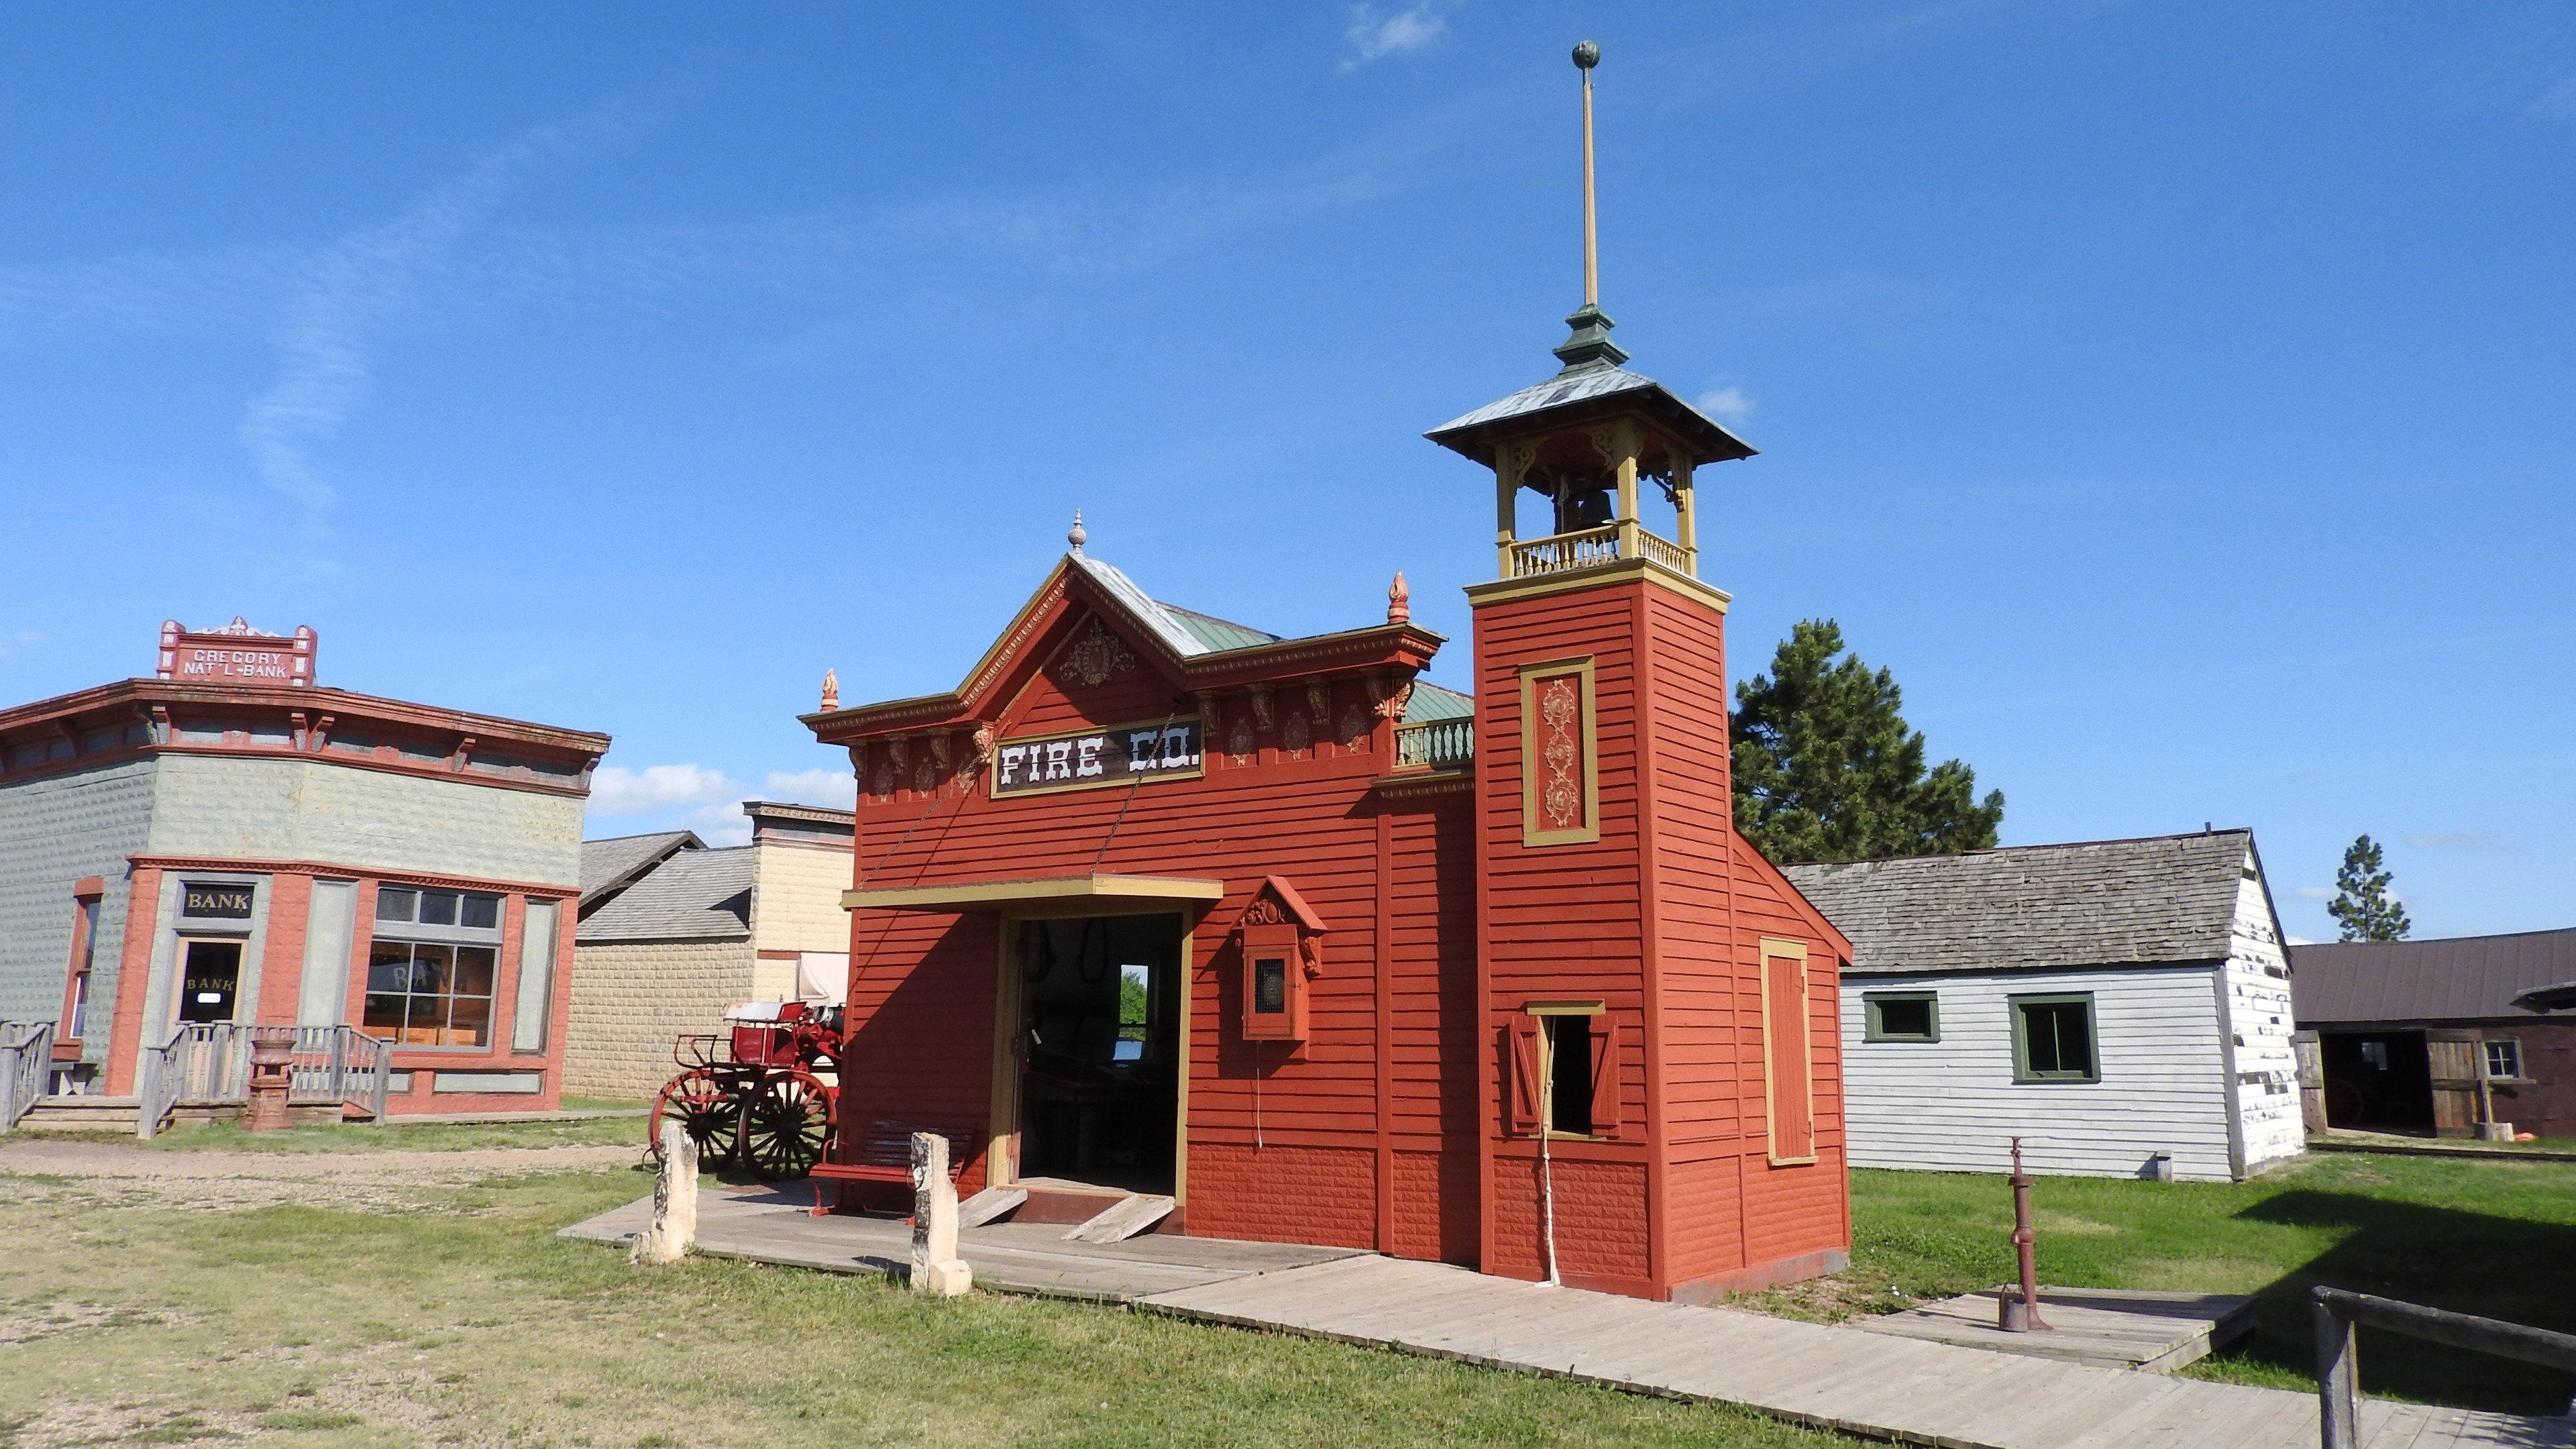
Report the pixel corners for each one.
[121,1114,647,1153]
[1792,1156,2576,1414]
[0,1167,1858,1448]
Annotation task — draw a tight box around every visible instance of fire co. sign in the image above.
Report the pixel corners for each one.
[992,718,1202,798]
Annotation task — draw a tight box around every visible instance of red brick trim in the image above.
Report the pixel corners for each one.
[127,855,578,899]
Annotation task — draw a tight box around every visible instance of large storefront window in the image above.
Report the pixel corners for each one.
[364,888,502,1047]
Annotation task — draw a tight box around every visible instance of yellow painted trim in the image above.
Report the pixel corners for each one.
[1519,658,1601,847]
[988,714,1204,800]
[1758,937,1818,1167]
[844,875,1227,912]
[1464,555,1731,614]
[1173,920,1192,1208]
[1523,999,1606,1016]
[987,916,1023,1189]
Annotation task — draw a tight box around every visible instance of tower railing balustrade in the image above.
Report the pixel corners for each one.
[1505,523,1694,580]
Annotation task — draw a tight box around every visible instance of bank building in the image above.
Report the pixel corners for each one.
[0,618,606,1126]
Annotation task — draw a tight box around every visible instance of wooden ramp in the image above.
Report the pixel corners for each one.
[564,1191,2573,1449]
[1854,1287,2256,1373]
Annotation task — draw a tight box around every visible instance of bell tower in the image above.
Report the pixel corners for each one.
[1430,42,1846,1301]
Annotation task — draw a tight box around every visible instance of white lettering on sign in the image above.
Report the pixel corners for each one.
[990,719,1203,798]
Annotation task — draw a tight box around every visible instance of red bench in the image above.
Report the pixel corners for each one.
[810,1118,981,1199]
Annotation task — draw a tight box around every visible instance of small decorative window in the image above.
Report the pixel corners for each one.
[2011,993,2099,1083]
[1864,991,1939,1042]
[1234,878,1325,1044]
[2485,1039,2522,1081]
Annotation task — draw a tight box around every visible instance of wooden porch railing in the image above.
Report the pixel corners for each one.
[135,1023,394,1139]
[1,1021,53,1131]
[2313,1287,2576,1448]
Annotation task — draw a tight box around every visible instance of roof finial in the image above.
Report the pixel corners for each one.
[1069,508,1088,555]
[819,668,840,712]
[1553,41,1627,374]
[1387,571,1411,625]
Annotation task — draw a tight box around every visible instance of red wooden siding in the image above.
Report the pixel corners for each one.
[837,598,1481,1260]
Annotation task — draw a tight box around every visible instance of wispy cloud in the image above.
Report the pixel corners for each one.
[763,767,857,810]
[1342,3,1449,70]
[2406,830,2506,853]
[236,116,614,513]
[2294,885,2335,901]
[1696,384,1754,423]
[588,762,740,814]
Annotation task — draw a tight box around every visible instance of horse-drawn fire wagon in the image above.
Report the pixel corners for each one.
[648,1001,841,1179]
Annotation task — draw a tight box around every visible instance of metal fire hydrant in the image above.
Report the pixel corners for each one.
[245,1034,294,1132]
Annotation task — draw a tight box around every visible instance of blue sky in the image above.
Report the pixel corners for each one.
[3,3,2571,940]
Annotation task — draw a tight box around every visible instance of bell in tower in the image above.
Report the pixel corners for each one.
[1424,38,1754,582]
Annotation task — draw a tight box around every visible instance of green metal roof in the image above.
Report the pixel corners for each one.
[1402,682,1474,722]
[1152,602,1281,653]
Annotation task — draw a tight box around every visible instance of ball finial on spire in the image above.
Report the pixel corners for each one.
[1572,39,1599,69]
[1387,571,1411,625]
[1069,509,1088,555]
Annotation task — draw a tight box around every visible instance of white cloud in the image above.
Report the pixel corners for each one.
[686,800,753,847]
[588,763,739,814]
[2294,885,2334,901]
[2406,830,2504,853]
[1696,385,1754,422]
[1342,3,1448,68]
[763,767,858,810]
[2286,936,2317,947]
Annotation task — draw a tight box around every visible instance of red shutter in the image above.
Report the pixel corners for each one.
[1589,1018,1624,1138]
[1505,1020,1541,1135]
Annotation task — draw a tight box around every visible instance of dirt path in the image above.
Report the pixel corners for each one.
[0,1137,638,1212]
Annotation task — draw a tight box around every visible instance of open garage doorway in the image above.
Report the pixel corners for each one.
[1012,913,1184,1196]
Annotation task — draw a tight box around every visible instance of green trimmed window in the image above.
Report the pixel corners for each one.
[2011,993,2098,1083]
[1864,991,1939,1042]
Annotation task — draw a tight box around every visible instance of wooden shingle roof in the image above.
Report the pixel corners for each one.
[576,845,754,943]
[1780,831,2256,976]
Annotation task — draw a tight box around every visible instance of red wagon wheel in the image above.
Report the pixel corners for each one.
[649,1067,741,1170]
[737,1071,834,1180]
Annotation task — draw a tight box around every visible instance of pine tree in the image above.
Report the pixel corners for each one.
[1730,619,2004,864]
[2328,834,2410,942]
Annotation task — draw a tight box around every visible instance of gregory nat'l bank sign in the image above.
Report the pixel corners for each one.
[992,718,1202,798]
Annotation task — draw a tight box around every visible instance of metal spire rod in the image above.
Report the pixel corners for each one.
[1576,40,1600,308]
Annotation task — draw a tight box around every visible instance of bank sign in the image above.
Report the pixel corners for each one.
[992,718,1203,798]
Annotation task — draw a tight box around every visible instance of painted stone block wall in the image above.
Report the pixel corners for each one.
[750,844,853,955]
[564,938,754,1101]
[0,759,158,1058]
[149,755,583,888]
[2224,871,2305,1171]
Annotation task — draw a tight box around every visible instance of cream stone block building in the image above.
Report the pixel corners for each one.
[566,802,852,1102]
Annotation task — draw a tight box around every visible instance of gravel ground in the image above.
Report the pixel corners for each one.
[0,1137,637,1212]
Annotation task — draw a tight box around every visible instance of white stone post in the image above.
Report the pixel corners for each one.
[633,1119,698,1265]
[909,1130,971,1295]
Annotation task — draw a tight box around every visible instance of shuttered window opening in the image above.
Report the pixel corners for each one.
[1506,1002,1622,1139]
[2012,993,2099,1083]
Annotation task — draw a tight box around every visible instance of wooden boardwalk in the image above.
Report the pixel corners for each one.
[566,1190,2573,1449]
[1854,1287,2256,1373]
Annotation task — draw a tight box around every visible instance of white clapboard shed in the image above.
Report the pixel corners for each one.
[1782,831,2302,1181]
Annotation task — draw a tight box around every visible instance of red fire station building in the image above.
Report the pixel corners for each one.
[803,278,1854,1297]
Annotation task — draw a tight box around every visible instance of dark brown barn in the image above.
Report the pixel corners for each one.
[2292,927,2576,1140]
